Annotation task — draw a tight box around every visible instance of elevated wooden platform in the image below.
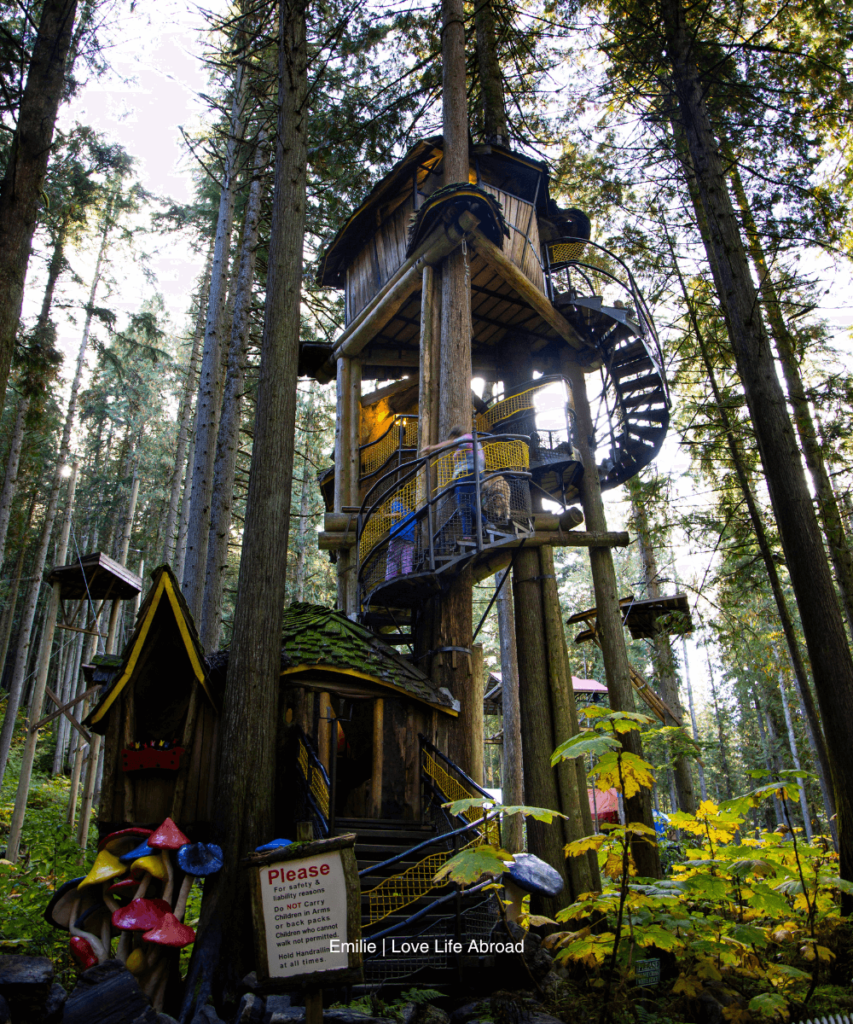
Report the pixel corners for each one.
[46,551,142,600]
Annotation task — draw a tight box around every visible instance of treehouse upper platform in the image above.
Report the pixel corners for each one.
[310,136,670,619]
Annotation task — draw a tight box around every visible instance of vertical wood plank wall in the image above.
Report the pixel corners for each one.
[344,186,544,324]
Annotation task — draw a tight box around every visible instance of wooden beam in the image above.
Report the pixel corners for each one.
[32,685,99,732]
[55,623,107,638]
[319,212,480,379]
[470,229,589,352]
[370,698,384,818]
[318,527,628,552]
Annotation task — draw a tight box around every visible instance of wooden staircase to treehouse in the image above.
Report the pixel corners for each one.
[295,729,502,993]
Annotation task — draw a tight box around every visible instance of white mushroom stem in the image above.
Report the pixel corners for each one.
[504,878,526,926]
[68,894,108,962]
[101,881,120,915]
[134,872,152,900]
[173,873,195,922]
[116,929,132,963]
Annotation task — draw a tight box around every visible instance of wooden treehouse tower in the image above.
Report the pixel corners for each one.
[304,4,670,900]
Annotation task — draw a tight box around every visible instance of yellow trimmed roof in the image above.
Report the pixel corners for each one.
[85,566,215,731]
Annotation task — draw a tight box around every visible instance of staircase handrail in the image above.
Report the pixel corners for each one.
[476,374,571,433]
[419,735,494,802]
[357,433,532,588]
[293,724,331,835]
[359,413,419,479]
[357,812,493,879]
[363,878,494,947]
[544,234,667,401]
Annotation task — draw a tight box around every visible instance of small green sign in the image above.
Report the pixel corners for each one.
[636,958,661,987]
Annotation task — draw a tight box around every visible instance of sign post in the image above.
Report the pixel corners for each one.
[248,832,363,1012]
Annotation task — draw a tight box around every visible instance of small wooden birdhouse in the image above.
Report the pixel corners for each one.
[85,565,219,839]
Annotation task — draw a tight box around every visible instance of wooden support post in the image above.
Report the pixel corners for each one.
[318,692,332,773]
[564,358,661,878]
[345,360,361,617]
[457,643,484,788]
[418,265,441,454]
[370,698,384,818]
[512,547,571,912]
[304,984,323,1024]
[539,544,600,889]
[335,358,352,614]
[496,568,523,852]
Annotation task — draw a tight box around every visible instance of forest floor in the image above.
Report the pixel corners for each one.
[1,714,853,1023]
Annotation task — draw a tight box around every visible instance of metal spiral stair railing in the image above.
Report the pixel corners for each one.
[544,236,671,491]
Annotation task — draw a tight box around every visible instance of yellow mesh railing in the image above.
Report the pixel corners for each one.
[298,739,329,819]
[362,753,501,927]
[359,440,529,565]
[547,239,587,265]
[431,439,529,492]
[358,475,420,563]
[361,416,419,477]
[422,752,501,846]
[363,835,481,927]
[476,385,547,432]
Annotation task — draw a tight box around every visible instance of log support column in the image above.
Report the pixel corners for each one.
[335,357,360,617]
[564,357,661,878]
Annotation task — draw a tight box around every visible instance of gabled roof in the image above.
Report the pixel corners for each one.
[85,565,215,730]
[279,603,458,716]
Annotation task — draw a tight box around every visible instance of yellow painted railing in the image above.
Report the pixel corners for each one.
[362,752,500,927]
[298,738,329,819]
[361,416,419,477]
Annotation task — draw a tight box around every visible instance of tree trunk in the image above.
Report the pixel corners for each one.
[662,0,853,889]
[437,0,477,775]
[182,66,247,623]
[180,3,309,1013]
[729,165,853,641]
[474,0,509,147]
[294,386,317,602]
[0,396,28,568]
[777,665,812,840]
[0,225,106,787]
[628,479,697,813]
[666,229,838,843]
[162,245,212,565]
[564,360,660,878]
[512,547,572,912]
[707,656,733,800]
[0,0,78,408]
[200,131,267,651]
[681,636,707,801]
[496,566,523,852]
[7,464,77,862]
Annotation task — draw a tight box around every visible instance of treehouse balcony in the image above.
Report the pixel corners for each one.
[356,435,533,614]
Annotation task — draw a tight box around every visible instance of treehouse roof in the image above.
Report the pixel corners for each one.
[85,565,216,732]
[276,603,458,715]
[317,135,551,289]
[46,551,142,600]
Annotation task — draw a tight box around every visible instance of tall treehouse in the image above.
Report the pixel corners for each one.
[307,136,670,904]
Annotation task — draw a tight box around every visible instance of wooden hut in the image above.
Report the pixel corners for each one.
[204,603,458,834]
[85,565,220,838]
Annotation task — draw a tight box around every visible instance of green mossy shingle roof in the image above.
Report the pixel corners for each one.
[279,603,458,714]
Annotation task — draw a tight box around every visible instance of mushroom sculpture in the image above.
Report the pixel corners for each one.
[174,842,223,921]
[44,877,104,967]
[146,817,189,904]
[112,897,172,965]
[502,852,564,924]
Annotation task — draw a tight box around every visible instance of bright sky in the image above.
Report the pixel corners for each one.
[28,0,229,365]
